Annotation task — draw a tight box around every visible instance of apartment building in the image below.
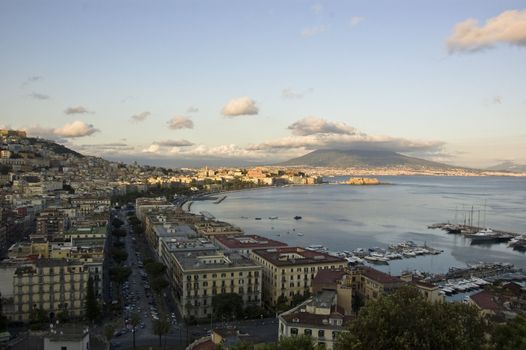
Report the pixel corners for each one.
[278,290,353,350]
[169,250,262,319]
[353,266,404,301]
[251,247,346,306]
[35,209,67,240]
[12,259,91,322]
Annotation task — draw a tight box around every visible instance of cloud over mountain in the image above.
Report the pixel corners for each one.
[249,117,444,154]
[167,116,194,130]
[447,9,526,52]
[288,117,358,136]
[221,97,259,117]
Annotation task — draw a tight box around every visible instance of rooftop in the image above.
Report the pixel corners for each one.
[470,291,500,311]
[312,268,347,286]
[360,266,402,284]
[252,247,346,266]
[214,234,288,250]
[173,250,259,271]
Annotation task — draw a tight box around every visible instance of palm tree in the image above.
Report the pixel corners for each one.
[130,312,141,349]
[103,323,115,350]
[153,316,171,348]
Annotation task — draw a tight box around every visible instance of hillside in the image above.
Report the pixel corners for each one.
[486,161,526,173]
[278,149,455,169]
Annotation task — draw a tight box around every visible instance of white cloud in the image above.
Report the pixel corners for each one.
[288,116,358,136]
[301,25,327,38]
[350,16,364,27]
[221,97,259,117]
[187,106,199,113]
[167,116,194,130]
[143,144,161,153]
[64,106,91,115]
[29,92,50,100]
[447,9,526,53]
[130,111,151,123]
[54,120,99,138]
[249,117,444,154]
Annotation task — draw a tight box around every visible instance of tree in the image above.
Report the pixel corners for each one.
[110,267,132,284]
[104,323,116,350]
[111,217,124,228]
[229,335,316,350]
[492,316,526,350]
[291,291,311,307]
[150,276,169,294]
[0,293,8,331]
[130,312,141,349]
[145,261,167,276]
[212,293,244,320]
[153,316,171,348]
[111,247,128,264]
[335,286,489,350]
[85,275,100,323]
[111,227,127,240]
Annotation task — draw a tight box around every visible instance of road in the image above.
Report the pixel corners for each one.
[109,208,278,349]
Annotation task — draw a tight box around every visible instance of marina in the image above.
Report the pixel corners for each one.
[429,223,522,246]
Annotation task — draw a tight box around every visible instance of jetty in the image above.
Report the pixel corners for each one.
[214,195,227,204]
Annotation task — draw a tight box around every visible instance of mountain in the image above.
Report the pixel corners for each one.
[486,161,526,173]
[27,137,84,158]
[278,149,455,169]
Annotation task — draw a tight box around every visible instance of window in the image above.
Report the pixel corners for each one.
[291,328,298,336]
[304,329,312,336]
[318,330,325,338]
[61,347,67,350]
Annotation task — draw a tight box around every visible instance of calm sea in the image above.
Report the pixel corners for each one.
[190,176,526,275]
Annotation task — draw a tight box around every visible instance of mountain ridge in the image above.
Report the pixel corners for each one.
[277,149,459,169]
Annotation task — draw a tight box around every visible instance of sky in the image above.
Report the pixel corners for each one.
[1,1,525,168]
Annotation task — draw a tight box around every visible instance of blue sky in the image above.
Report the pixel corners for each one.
[1,1,525,167]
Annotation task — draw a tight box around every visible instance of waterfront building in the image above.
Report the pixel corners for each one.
[251,247,346,306]
[169,249,262,319]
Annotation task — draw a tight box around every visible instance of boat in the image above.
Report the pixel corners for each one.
[465,228,499,243]
[268,216,278,220]
[294,216,302,220]
[297,232,304,236]
[254,217,262,220]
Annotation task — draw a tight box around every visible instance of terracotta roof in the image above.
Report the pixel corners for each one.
[252,247,346,266]
[470,291,499,311]
[312,269,347,285]
[215,234,287,250]
[361,267,402,284]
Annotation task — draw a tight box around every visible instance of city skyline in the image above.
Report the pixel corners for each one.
[1,1,526,168]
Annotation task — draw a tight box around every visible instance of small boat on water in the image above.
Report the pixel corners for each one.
[254,217,262,220]
[269,216,278,220]
[294,216,302,220]
[297,232,304,236]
